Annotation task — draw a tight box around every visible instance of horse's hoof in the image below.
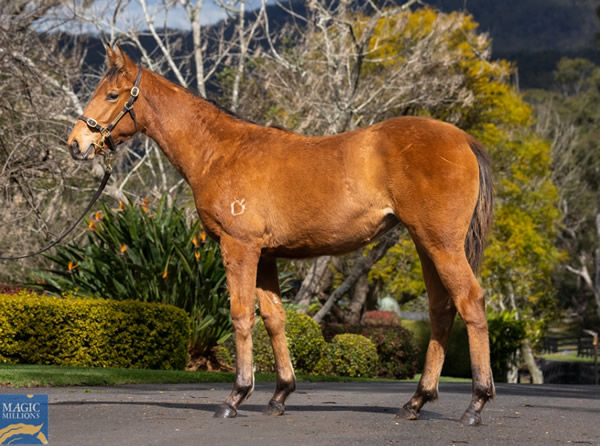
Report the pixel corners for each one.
[263,400,286,416]
[459,407,481,426]
[214,403,237,418]
[396,403,420,420]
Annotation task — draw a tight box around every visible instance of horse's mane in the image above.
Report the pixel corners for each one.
[205,98,291,133]
[104,64,290,133]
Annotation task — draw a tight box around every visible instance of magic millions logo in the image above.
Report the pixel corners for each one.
[0,395,48,445]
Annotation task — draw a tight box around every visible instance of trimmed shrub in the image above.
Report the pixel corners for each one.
[315,334,378,378]
[359,325,419,379]
[0,292,191,369]
[253,310,326,374]
[322,320,419,379]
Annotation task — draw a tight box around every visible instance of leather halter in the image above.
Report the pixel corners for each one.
[78,64,143,157]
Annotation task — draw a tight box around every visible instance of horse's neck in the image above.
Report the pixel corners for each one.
[139,70,242,183]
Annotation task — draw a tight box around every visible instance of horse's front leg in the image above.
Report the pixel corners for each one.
[214,236,261,418]
[256,256,296,416]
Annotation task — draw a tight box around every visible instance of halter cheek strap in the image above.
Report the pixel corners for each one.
[78,63,143,154]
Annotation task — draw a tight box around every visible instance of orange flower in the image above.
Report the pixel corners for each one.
[199,232,207,242]
[112,202,125,212]
[192,237,199,248]
[162,268,168,279]
[120,244,127,253]
[94,211,103,221]
[88,220,95,231]
[67,260,78,272]
[194,251,201,260]
[140,197,150,213]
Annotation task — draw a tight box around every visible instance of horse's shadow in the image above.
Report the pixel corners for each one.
[51,400,448,420]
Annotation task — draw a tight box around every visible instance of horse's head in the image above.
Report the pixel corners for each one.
[68,46,142,161]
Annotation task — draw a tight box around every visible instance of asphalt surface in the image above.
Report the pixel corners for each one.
[2,381,599,445]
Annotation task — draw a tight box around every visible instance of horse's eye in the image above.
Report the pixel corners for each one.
[105,92,119,101]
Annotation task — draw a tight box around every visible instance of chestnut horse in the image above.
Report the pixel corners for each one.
[68,47,494,425]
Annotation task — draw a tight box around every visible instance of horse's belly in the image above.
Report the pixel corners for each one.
[263,209,399,259]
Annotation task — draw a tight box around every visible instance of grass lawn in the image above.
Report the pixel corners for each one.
[0,364,235,388]
[540,352,597,363]
[0,364,469,388]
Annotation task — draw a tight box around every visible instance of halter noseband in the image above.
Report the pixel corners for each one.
[78,64,143,158]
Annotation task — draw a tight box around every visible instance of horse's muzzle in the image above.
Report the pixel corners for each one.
[69,139,95,160]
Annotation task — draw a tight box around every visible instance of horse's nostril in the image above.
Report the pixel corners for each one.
[69,139,85,160]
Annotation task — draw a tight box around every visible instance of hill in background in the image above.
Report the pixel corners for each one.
[424,0,600,88]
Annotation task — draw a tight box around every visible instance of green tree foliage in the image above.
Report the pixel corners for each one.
[363,8,563,334]
[527,57,600,323]
[34,197,231,355]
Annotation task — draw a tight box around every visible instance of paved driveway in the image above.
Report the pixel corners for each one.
[3,382,599,445]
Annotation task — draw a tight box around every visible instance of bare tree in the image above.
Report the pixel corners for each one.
[0,0,92,279]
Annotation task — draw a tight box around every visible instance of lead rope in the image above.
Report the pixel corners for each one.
[0,162,112,261]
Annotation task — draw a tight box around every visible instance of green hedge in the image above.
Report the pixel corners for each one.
[403,312,527,381]
[315,334,378,378]
[0,292,191,370]
[402,319,471,378]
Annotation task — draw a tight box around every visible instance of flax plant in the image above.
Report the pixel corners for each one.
[35,197,231,354]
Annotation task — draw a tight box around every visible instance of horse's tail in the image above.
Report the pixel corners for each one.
[465,139,494,274]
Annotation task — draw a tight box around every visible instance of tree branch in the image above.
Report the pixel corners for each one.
[312,227,401,324]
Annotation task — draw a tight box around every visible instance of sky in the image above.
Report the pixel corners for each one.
[60,0,265,32]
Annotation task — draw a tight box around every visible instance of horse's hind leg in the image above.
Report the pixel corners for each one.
[399,247,457,420]
[256,256,296,415]
[426,248,495,425]
[449,256,495,425]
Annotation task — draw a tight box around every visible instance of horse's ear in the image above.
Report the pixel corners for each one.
[115,45,137,72]
[106,45,122,69]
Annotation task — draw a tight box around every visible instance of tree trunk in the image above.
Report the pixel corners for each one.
[507,363,519,384]
[595,213,600,320]
[345,272,369,325]
[295,256,333,312]
[521,339,544,384]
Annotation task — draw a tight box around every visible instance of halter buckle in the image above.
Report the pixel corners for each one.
[86,118,98,128]
[130,86,140,98]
